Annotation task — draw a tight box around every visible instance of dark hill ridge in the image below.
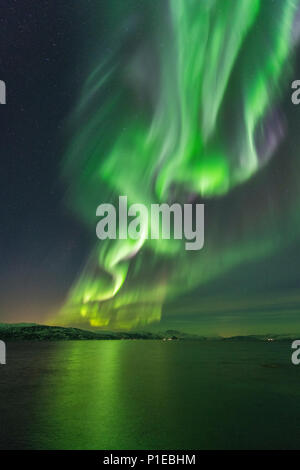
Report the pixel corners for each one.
[0,324,206,341]
[0,323,296,341]
[0,324,194,341]
[0,324,162,341]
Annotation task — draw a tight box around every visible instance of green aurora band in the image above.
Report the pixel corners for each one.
[57,0,300,329]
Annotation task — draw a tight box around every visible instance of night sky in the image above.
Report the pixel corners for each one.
[0,1,94,322]
[1,1,300,336]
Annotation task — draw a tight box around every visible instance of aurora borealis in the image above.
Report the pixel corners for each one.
[52,0,300,330]
[2,0,300,335]
[4,0,300,455]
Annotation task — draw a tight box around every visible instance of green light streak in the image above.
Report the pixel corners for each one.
[57,0,300,329]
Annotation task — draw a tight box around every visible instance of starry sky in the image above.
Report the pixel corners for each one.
[0,1,94,322]
[1,0,300,336]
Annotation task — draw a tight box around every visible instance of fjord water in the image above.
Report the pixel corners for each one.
[0,340,299,450]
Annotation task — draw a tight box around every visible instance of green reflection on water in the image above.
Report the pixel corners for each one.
[25,341,300,450]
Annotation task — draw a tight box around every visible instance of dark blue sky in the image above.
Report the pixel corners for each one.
[0,1,93,321]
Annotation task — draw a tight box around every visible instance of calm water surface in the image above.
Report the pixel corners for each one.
[0,340,299,449]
